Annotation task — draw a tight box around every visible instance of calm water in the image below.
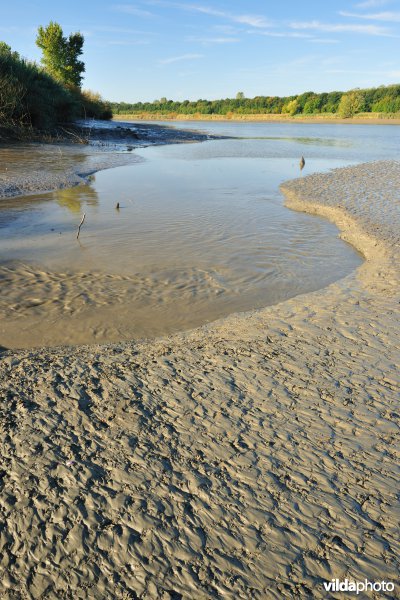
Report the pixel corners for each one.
[1,120,398,348]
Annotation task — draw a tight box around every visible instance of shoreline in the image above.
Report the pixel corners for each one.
[0,122,214,199]
[0,162,399,597]
[114,113,400,125]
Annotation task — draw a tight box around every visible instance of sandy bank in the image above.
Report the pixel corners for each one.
[0,162,399,599]
[114,113,400,125]
[0,122,213,199]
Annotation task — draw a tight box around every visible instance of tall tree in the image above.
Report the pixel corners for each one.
[36,21,85,88]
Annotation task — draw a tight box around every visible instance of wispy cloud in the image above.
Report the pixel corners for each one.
[159,53,204,64]
[105,40,151,45]
[339,10,400,21]
[290,19,392,35]
[90,25,158,34]
[0,25,36,34]
[325,68,393,74]
[186,35,240,44]
[355,0,391,7]
[249,29,341,43]
[253,30,312,39]
[233,14,270,28]
[188,3,271,28]
[308,38,340,43]
[112,4,155,17]
[144,1,271,28]
[212,24,240,34]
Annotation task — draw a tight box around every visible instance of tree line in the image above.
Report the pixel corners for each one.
[111,85,400,118]
[0,22,111,135]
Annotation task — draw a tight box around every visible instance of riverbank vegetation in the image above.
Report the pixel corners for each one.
[0,26,111,140]
[111,84,400,120]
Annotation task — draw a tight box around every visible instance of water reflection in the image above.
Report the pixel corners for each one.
[56,184,99,214]
[240,136,353,147]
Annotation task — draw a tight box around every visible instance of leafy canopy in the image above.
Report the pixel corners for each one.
[36,21,85,88]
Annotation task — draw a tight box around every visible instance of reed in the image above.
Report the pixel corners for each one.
[0,46,111,135]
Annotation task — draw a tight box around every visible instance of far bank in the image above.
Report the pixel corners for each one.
[114,112,400,125]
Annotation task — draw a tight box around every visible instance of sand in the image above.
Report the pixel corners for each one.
[0,161,399,599]
[0,123,213,200]
[114,113,400,125]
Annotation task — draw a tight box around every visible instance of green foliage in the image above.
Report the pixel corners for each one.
[303,94,323,114]
[0,37,111,133]
[338,91,365,118]
[0,43,79,129]
[36,21,85,88]
[111,84,400,118]
[78,90,113,120]
[282,99,299,116]
[372,95,400,112]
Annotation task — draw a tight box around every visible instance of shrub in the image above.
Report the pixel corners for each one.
[77,90,112,120]
[0,45,79,128]
[338,91,365,118]
[0,41,112,131]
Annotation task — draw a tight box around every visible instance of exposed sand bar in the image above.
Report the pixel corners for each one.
[0,123,213,199]
[0,162,399,598]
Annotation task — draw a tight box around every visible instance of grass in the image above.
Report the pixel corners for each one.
[113,111,400,123]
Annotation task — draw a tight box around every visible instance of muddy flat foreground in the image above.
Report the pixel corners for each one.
[0,161,399,599]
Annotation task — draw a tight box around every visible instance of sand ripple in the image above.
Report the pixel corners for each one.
[0,161,399,598]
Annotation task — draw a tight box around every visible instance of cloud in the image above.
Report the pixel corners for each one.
[144,1,271,28]
[90,25,158,34]
[290,19,392,35]
[186,35,240,44]
[212,24,240,34]
[159,53,204,64]
[0,25,36,34]
[233,14,270,28]
[324,68,392,74]
[253,30,313,38]
[105,40,151,45]
[188,5,271,28]
[355,0,391,7]
[308,38,340,43]
[339,10,400,21]
[112,4,155,17]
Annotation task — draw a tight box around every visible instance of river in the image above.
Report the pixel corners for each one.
[1,119,398,348]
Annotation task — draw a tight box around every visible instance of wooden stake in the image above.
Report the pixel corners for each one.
[77,213,86,239]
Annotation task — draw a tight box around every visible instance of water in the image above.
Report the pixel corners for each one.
[1,120,398,349]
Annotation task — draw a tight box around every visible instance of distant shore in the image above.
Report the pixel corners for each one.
[113,112,400,125]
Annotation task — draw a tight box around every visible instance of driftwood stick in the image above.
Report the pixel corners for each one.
[59,126,89,144]
[77,213,86,239]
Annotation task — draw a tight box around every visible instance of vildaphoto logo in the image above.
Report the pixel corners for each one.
[323,579,395,594]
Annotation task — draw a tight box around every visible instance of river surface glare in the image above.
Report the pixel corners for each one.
[1,120,398,348]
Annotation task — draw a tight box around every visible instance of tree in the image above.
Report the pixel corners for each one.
[0,41,20,60]
[282,99,299,116]
[236,91,245,100]
[36,22,85,88]
[338,91,365,118]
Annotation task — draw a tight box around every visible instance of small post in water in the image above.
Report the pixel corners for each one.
[77,213,86,239]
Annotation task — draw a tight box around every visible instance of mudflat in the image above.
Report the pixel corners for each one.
[0,161,399,598]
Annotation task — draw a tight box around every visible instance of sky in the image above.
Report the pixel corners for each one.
[1,0,400,102]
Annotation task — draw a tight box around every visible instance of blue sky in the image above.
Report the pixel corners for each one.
[1,0,400,102]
